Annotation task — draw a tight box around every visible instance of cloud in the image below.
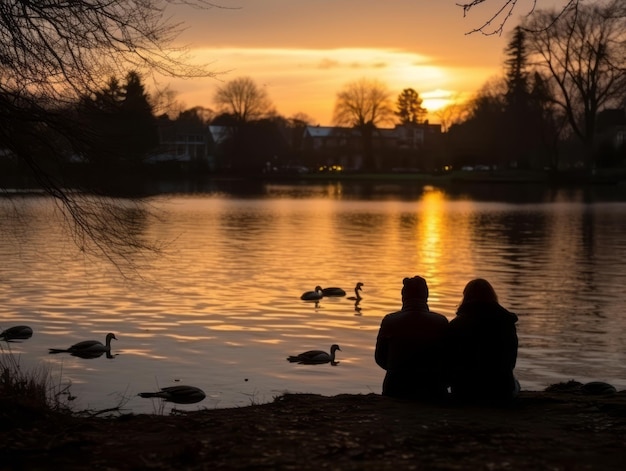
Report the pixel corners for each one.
[317,58,340,69]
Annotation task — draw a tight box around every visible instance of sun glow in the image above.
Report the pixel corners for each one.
[164,47,490,125]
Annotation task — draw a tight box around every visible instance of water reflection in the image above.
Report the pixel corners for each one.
[2,186,626,413]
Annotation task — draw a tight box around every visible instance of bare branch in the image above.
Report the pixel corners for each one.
[457,0,580,36]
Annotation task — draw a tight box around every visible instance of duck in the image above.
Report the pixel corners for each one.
[347,282,364,300]
[138,385,206,404]
[300,286,324,301]
[49,332,117,357]
[287,344,341,365]
[321,286,346,297]
[0,325,33,341]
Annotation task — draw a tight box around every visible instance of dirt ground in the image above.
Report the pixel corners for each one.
[2,384,626,470]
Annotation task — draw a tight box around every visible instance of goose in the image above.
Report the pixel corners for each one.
[321,286,346,297]
[287,344,341,365]
[49,332,117,356]
[347,282,364,300]
[138,385,206,404]
[0,325,33,341]
[301,286,324,301]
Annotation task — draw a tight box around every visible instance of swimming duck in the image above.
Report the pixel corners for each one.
[287,344,341,364]
[138,385,206,404]
[301,286,324,301]
[0,325,33,341]
[49,332,117,356]
[347,282,364,300]
[321,286,346,297]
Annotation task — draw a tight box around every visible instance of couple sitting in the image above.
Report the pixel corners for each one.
[375,275,519,402]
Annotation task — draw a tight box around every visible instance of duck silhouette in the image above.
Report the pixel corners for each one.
[0,325,33,341]
[321,286,346,297]
[287,344,341,365]
[49,332,117,358]
[138,385,206,404]
[347,282,364,300]
[301,286,324,301]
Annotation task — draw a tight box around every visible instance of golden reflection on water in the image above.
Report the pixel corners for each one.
[2,190,626,413]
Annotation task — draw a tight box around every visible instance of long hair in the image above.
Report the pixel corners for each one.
[461,278,499,305]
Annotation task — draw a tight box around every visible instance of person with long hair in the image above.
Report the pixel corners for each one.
[446,278,519,402]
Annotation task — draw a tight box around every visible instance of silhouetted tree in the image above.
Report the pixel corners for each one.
[524,0,626,170]
[333,78,394,171]
[447,79,508,168]
[79,72,159,167]
[0,0,216,272]
[501,26,536,168]
[395,88,428,125]
[213,77,275,124]
[458,0,581,35]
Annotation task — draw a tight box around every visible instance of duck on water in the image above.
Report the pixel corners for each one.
[49,332,117,358]
[287,344,341,365]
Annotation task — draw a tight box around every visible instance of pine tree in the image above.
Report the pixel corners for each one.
[504,27,529,109]
[395,88,427,125]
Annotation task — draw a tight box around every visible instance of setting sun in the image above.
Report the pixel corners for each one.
[155,1,574,125]
[166,47,487,125]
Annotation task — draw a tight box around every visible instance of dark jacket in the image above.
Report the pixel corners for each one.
[446,301,518,401]
[375,300,449,400]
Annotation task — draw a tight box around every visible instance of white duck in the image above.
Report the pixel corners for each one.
[138,385,206,404]
[49,332,117,357]
[287,344,341,365]
[347,282,364,300]
[301,286,324,301]
[0,325,33,341]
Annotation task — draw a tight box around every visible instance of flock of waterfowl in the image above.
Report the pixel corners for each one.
[1,281,363,406]
[300,281,364,302]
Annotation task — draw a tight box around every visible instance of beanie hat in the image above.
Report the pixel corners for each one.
[401,276,429,301]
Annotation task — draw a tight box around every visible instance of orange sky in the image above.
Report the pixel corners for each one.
[160,0,571,125]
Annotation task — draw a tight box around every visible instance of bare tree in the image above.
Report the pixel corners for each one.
[458,0,581,35]
[524,0,626,169]
[0,1,220,272]
[333,78,394,171]
[435,97,470,133]
[213,77,275,123]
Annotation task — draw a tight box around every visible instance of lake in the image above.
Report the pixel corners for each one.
[2,180,626,414]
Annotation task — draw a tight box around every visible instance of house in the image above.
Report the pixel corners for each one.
[301,123,442,172]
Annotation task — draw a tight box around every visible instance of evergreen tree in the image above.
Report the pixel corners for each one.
[79,72,158,166]
[504,27,529,108]
[502,26,535,168]
[119,71,159,163]
[395,88,427,125]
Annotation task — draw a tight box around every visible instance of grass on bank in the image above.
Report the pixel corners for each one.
[0,344,73,423]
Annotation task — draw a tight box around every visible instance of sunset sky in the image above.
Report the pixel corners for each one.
[162,0,571,125]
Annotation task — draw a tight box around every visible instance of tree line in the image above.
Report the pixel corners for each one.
[1,0,621,266]
[2,0,625,189]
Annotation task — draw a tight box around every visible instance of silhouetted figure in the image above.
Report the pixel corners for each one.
[375,276,449,400]
[446,278,519,403]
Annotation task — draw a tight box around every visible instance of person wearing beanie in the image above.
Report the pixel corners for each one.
[375,276,449,400]
[445,278,519,402]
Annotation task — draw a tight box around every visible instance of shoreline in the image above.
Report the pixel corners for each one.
[3,383,626,470]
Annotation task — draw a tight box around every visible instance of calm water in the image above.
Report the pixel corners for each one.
[2,181,626,414]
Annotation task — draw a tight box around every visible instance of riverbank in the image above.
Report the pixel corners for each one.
[2,384,625,470]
